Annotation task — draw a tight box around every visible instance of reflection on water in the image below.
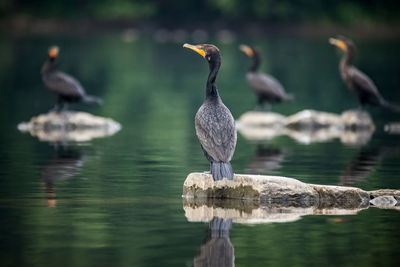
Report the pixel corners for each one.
[339,145,400,186]
[194,218,234,267]
[40,144,87,207]
[246,144,286,175]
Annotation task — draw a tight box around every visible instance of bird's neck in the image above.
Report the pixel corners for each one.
[41,58,56,75]
[340,49,355,68]
[206,55,221,100]
[249,51,261,72]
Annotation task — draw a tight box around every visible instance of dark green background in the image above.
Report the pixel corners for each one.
[0,33,399,266]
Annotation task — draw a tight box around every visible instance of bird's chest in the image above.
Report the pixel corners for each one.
[340,67,355,91]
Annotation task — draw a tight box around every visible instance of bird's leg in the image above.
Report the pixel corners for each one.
[51,96,63,113]
[255,97,264,111]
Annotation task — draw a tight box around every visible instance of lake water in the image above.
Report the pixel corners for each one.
[0,33,400,266]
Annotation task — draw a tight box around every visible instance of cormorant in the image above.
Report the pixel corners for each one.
[239,44,293,110]
[41,46,102,111]
[329,36,400,112]
[183,43,237,181]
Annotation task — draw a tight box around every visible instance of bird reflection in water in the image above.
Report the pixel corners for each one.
[40,144,86,207]
[194,217,234,267]
[246,144,286,175]
[339,146,399,186]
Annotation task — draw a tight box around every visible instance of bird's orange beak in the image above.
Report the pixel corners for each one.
[48,46,59,58]
[329,38,347,51]
[239,44,254,57]
[183,43,205,57]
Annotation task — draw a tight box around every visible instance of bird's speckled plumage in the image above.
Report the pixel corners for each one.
[195,98,236,163]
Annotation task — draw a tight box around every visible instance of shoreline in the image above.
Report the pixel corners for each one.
[2,16,400,39]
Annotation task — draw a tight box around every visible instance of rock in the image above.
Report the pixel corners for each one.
[369,189,400,201]
[236,109,375,145]
[183,172,319,207]
[384,122,400,134]
[18,111,121,142]
[285,110,343,130]
[311,184,370,209]
[341,110,375,130]
[235,124,285,141]
[369,196,397,208]
[236,111,285,127]
[183,173,399,210]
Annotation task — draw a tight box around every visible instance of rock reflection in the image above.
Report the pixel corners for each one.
[194,217,234,267]
[339,146,400,186]
[246,144,285,175]
[183,198,367,225]
[40,144,87,207]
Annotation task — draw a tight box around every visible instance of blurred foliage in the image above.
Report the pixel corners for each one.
[1,0,400,24]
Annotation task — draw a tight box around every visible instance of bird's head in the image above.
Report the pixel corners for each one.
[239,44,255,57]
[48,46,59,59]
[329,36,355,53]
[183,43,220,63]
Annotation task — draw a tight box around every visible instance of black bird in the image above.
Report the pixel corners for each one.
[183,43,237,181]
[239,44,293,110]
[41,46,102,111]
[329,36,400,112]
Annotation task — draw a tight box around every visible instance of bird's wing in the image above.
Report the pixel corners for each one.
[195,103,237,162]
[349,67,382,99]
[247,72,288,99]
[43,71,86,97]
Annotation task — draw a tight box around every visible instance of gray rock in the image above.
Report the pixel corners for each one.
[369,189,400,202]
[183,172,319,207]
[183,173,399,210]
[369,196,397,208]
[18,111,121,142]
[341,110,375,131]
[285,110,343,130]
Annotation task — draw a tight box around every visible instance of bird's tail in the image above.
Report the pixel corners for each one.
[211,162,234,181]
[381,100,400,112]
[83,95,103,105]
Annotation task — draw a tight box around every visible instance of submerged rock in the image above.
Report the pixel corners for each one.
[18,111,121,142]
[183,173,399,211]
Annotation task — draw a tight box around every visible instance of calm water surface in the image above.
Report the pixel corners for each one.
[0,34,399,266]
